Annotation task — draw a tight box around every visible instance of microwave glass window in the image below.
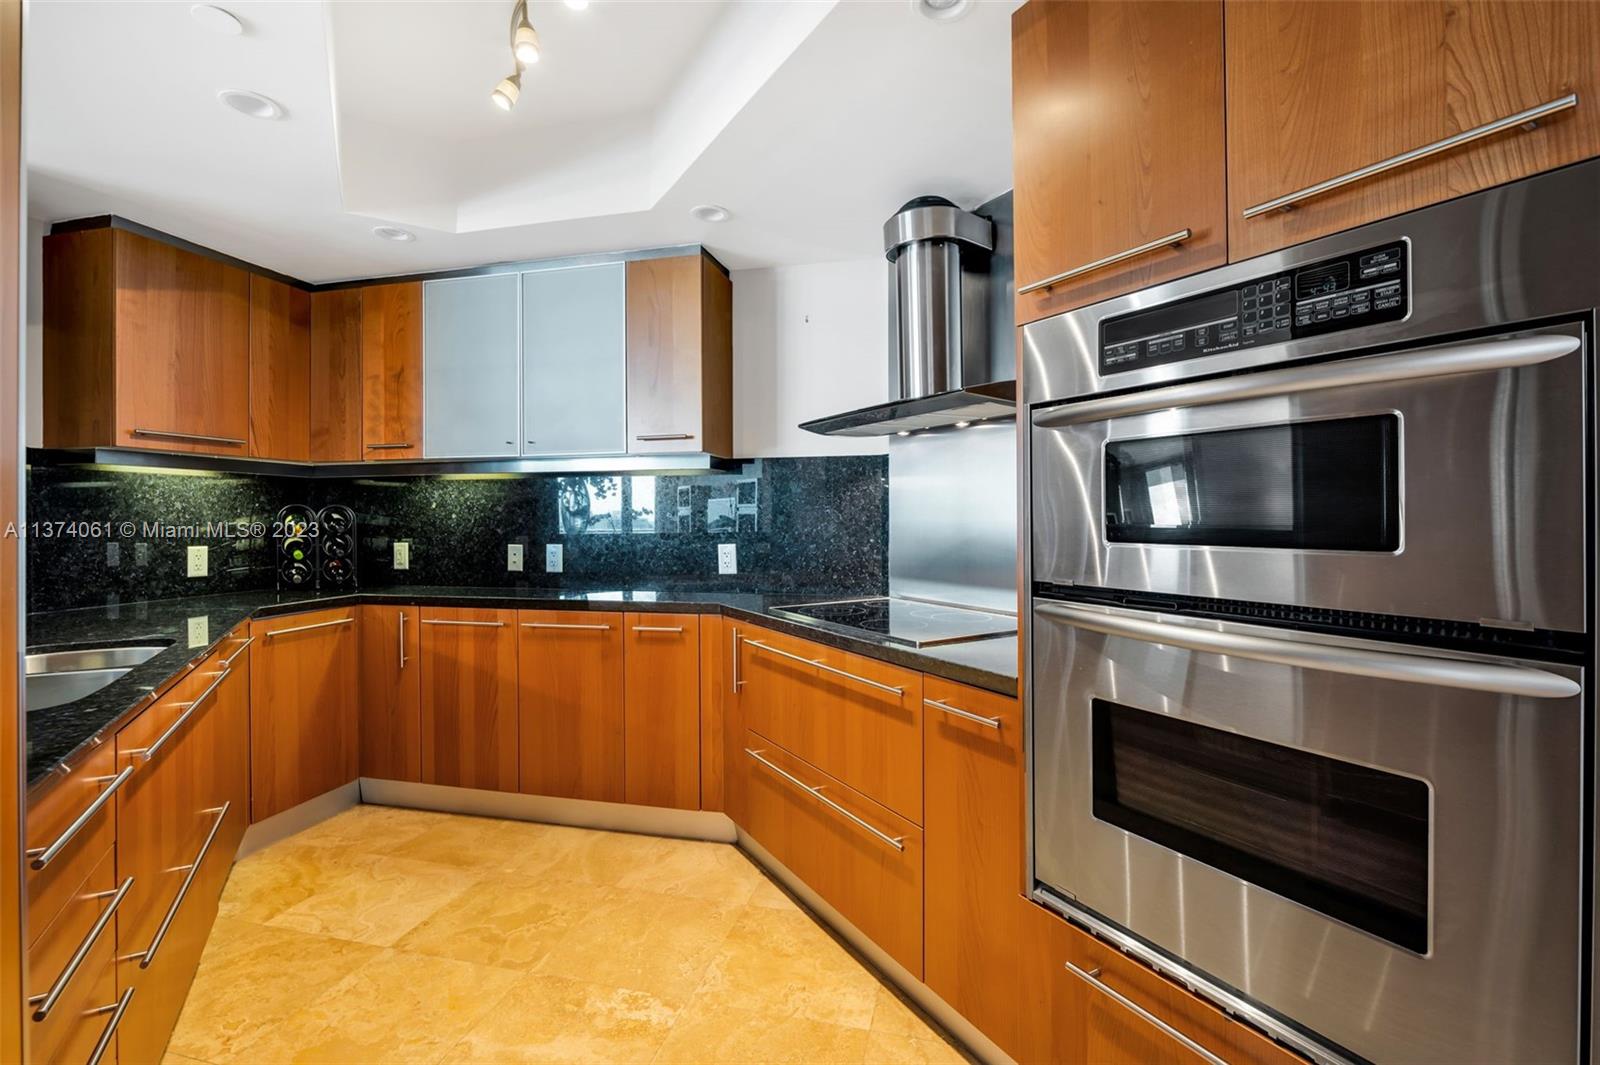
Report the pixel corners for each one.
[1104,414,1399,550]
[1091,699,1429,952]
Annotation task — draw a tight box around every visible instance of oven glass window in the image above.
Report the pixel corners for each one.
[1104,414,1399,550]
[1092,699,1429,952]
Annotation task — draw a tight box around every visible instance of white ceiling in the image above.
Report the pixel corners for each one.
[25,0,1016,283]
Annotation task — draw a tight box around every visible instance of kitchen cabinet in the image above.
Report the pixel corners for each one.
[1226,1,1600,261]
[698,615,726,813]
[923,679,1023,1059]
[1018,900,1305,1065]
[625,254,732,457]
[359,605,422,782]
[249,608,359,821]
[518,610,624,802]
[623,613,700,810]
[423,274,521,459]
[248,274,311,462]
[420,607,519,792]
[522,262,627,456]
[27,848,116,1065]
[310,288,364,462]
[360,281,424,461]
[1011,1,1227,325]
[42,226,251,454]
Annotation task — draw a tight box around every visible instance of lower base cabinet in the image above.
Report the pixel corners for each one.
[623,612,701,810]
[250,608,359,821]
[419,607,519,792]
[518,610,624,801]
[359,605,421,782]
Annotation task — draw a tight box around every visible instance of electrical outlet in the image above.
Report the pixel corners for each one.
[507,543,524,572]
[545,544,563,573]
[717,543,737,575]
[186,545,208,578]
[393,541,411,570]
[187,615,209,648]
[106,542,120,568]
[134,542,150,567]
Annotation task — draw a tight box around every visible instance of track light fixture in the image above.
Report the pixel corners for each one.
[492,0,539,111]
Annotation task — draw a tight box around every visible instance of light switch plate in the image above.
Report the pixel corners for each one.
[545,544,563,573]
[187,615,209,648]
[507,543,524,572]
[393,541,410,570]
[717,543,737,575]
[134,542,150,567]
[186,545,208,578]
[106,542,120,568]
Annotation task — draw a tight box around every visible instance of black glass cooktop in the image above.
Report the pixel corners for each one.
[772,596,1016,648]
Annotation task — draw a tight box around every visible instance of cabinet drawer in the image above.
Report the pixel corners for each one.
[27,739,117,937]
[737,625,923,822]
[28,846,120,1065]
[742,733,923,977]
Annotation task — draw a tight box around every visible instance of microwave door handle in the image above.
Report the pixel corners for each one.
[1034,602,1581,700]
[1032,332,1581,428]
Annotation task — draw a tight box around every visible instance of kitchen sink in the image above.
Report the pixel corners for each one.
[25,644,169,713]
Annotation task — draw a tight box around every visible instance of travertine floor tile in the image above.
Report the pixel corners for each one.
[395,873,604,969]
[381,812,530,871]
[651,1001,871,1064]
[288,804,449,854]
[871,984,933,1037]
[693,905,882,1029]
[216,841,384,924]
[615,837,766,905]
[445,972,679,1064]
[860,1029,971,1064]
[266,854,476,946]
[747,874,802,911]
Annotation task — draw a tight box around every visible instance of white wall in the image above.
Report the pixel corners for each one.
[25,217,43,449]
[731,258,889,458]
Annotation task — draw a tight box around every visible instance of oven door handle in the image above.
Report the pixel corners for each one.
[1032,332,1580,428]
[1036,602,1581,699]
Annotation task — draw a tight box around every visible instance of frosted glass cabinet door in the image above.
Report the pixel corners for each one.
[522,263,627,456]
[423,274,521,458]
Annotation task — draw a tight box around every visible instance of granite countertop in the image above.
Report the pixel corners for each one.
[26,584,1019,795]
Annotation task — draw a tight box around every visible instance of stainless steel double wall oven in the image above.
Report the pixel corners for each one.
[1023,160,1600,1065]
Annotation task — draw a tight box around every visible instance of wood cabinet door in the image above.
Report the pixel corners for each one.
[419,608,519,792]
[310,288,363,462]
[517,610,624,802]
[625,255,732,456]
[923,679,1024,1059]
[359,605,421,782]
[698,615,726,813]
[248,609,359,822]
[1226,1,1600,260]
[1012,1,1227,325]
[360,281,423,460]
[247,274,311,461]
[113,230,250,454]
[622,613,700,810]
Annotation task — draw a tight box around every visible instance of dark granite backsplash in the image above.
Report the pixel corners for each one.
[25,457,888,613]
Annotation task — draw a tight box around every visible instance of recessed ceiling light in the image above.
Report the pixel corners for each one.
[689,204,731,223]
[373,226,416,243]
[912,0,971,21]
[564,0,590,9]
[955,420,971,428]
[190,4,243,35]
[217,89,283,120]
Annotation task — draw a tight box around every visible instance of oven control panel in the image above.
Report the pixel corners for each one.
[1098,242,1408,374]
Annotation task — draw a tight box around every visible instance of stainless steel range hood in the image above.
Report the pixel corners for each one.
[802,195,1014,437]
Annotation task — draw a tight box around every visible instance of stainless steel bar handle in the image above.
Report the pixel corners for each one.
[219,635,254,667]
[635,433,694,441]
[744,749,906,852]
[521,621,612,631]
[924,698,1002,729]
[85,986,135,1065]
[632,625,685,633]
[1036,601,1582,699]
[731,628,744,692]
[399,611,408,668]
[131,668,229,763]
[29,876,134,1021]
[420,619,507,628]
[1065,963,1228,1065]
[131,427,246,446]
[263,617,355,638]
[366,442,413,450]
[137,803,229,969]
[1017,229,1192,295]
[744,640,905,697]
[27,765,135,870]
[1034,332,1581,428]
[1243,94,1579,218]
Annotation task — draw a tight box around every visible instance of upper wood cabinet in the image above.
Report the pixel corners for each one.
[423,274,520,459]
[360,281,424,461]
[310,288,364,462]
[248,274,311,462]
[359,605,421,783]
[249,608,359,821]
[622,613,701,810]
[625,254,733,457]
[1011,1,1227,325]
[1226,1,1600,260]
[43,227,251,454]
[518,610,625,802]
[419,607,520,793]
